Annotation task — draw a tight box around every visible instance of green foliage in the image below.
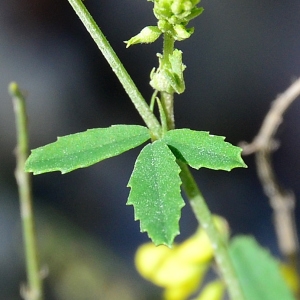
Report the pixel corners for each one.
[162,129,247,170]
[26,124,245,246]
[127,140,184,246]
[229,236,295,300]
[25,125,150,174]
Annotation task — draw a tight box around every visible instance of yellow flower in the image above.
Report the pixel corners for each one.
[135,215,228,300]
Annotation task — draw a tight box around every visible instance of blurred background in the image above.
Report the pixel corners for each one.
[1,0,300,299]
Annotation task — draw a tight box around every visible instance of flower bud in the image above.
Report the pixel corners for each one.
[125,26,161,48]
[173,24,193,41]
[150,49,185,94]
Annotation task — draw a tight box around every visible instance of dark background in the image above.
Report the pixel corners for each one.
[1,0,300,299]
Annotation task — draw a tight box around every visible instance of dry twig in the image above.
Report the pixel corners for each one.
[240,78,300,270]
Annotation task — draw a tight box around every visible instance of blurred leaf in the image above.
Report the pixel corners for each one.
[127,140,184,246]
[162,129,247,171]
[229,236,295,300]
[25,125,150,174]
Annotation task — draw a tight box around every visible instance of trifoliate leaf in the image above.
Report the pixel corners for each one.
[127,140,184,246]
[25,125,150,174]
[162,129,247,170]
[229,236,295,300]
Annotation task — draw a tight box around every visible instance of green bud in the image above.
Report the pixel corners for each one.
[173,24,194,41]
[182,2,194,12]
[150,49,185,94]
[170,1,182,15]
[182,7,204,23]
[158,19,172,32]
[151,0,203,41]
[125,26,162,48]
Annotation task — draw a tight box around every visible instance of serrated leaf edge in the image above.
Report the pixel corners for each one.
[127,141,184,247]
[163,129,247,171]
[25,125,150,174]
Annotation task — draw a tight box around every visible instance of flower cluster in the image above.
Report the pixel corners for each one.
[153,0,204,41]
[125,0,203,47]
[135,216,227,300]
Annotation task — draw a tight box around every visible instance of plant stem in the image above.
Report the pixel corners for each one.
[10,82,43,300]
[178,161,245,300]
[161,33,175,130]
[162,32,175,62]
[160,92,175,130]
[67,0,161,139]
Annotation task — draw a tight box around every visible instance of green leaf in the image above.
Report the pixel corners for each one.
[229,236,295,300]
[162,129,247,171]
[25,125,150,174]
[127,140,184,246]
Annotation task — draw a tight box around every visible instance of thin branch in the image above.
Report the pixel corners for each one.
[9,82,44,300]
[242,77,300,155]
[240,78,300,273]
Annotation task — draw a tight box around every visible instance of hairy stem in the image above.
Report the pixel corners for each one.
[67,0,161,139]
[160,92,175,130]
[162,32,175,60]
[161,33,175,130]
[178,161,245,300]
[10,82,43,300]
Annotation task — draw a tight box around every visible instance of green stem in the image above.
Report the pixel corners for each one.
[162,32,175,61]
[161,33,175,130]
[67,0,161,139]
[160,92,175,130]
[178,161,245,300]
[10,82,43,300]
